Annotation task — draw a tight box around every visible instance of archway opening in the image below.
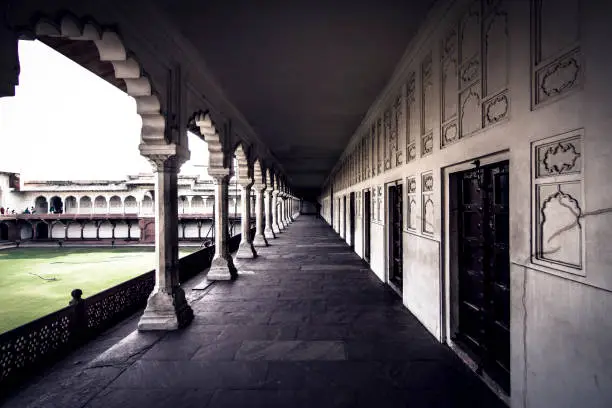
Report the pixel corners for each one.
[34,196,48,214]
[0,223,8,240]
[36,222,49,239]
[50,196,63,214]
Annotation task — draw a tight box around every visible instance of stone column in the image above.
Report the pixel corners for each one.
[138,154,193,331]
[281,195,289,226]
[252,184,268,247]
[264,187,276,239]
[208,174,236,280]
[272,190,282,234]
[277,193,286,230]
[236,181,257,258]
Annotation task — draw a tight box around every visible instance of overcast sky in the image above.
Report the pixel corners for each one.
[0,40,208,182]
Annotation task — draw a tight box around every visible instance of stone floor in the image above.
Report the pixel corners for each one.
[4,216,506,408]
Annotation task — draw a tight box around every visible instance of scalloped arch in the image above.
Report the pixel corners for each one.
[32,14,165,145]
[233,143,252,186]
[194,111,231,177]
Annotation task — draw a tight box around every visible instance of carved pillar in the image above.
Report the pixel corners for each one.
[236,181,257,258]
[137,153,193,331]
[195,112,236,280]
[252,184,268,247]
[281,194,289,227]
[272,190,282,234]
[208,174,236,279]
[264,185,276,239]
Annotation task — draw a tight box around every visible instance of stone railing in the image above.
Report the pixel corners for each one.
[0,228,252,397]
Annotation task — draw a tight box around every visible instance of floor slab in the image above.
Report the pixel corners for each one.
[2,216,506,408]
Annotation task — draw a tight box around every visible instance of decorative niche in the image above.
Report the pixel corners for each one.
[531,129,584,276]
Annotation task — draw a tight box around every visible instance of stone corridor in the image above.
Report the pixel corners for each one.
[4,216,505,408]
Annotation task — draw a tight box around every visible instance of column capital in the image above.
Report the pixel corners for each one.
[210,172,230,184]
[237,179,254,189]
[139,143,190,172]
[253,183,266,192]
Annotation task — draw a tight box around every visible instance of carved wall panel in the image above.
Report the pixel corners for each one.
[440,0,509,149]
[422,171,434,235]
[371,188,376,219]
[377,118,383,174]
[532,130,584,275]
[377,186,383,223]
[406,73,418,162]
[460,84,481,136]
[484,5,508,97]
[421,54,434,157]
[393,94,403,167]
[532,0,581,107]
[406,176,418,231]
[441,26,458,149]
[384,109,392,171]
[460,1,481,64]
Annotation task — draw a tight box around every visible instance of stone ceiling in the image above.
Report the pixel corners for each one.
[156,0,436,193]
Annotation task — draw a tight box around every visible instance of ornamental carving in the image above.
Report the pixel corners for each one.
[423,197,434,235]
[423,173,434,192]
[540,57,580,97]
[422,133,433,156]
[543,142,580,175]
[538,189,582,268]
[536,135,581,178]
[442,122,458,146]
[484,93,509,125]
[461,58,480,84]
[407,177,417,193]
[408,198,417,230]
[442,28,457,60]
[407,144,417,161]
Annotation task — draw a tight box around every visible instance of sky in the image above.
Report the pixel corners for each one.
[0,40,208,182]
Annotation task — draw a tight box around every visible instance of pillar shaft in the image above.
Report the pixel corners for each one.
[138,157,193,331]
[236,184,257,258]
[272,191,282,234]
[264,189,276,239]
[208,175,236,279]
[253,186,268,247]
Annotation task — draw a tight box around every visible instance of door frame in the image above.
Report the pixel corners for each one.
[363,188,371,263]
[349,192,356,249]
[385,179,404,296]
[442,150,510,403]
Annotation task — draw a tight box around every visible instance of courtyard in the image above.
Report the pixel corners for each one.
[0,247,197,333]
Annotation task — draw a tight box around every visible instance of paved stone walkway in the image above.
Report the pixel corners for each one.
[4,216,505,408]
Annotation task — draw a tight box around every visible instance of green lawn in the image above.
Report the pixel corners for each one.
[0,247,198,334]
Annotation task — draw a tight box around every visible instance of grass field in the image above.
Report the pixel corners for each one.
[0,247,198,334]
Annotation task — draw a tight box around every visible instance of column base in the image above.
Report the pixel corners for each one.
[236,241,257,259]
[207,256,237,280]
[273,225,281,234]
[264,227,276,239]
[137,288,193,331]
[253,234,268,247]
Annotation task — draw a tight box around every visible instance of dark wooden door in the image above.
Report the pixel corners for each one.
[455,161,510,394]
[388,184,403,291]
[364,190,371,262]
[349,192,355,249]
